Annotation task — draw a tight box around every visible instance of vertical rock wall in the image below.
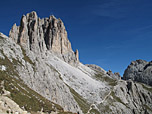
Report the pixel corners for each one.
[9,11,79,65]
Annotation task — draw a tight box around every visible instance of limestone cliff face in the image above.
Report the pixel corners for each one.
[123,59,152,86]
[9,11,79,65]
[7,11,82,113]
[1,32,82,113]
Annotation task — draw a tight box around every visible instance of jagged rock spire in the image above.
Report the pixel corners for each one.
[9,11,79,64]
[75,49,79,62]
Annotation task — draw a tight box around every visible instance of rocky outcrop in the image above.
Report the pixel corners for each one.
[0,32,8,39]
[107,80,152,114]
[86,64,121,80]
[86,64,106,74]
[75,49,79,62]
[123,59,152,86]
[9,11,79,65]
[107,70,121,80]
[1,31,82,113]
[97,79,152,114]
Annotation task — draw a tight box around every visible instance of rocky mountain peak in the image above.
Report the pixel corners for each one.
[130,59,147,66]
[9,11,79,65]
[123,59,152,86]
[1,10,152,113]
[0,32,8,39]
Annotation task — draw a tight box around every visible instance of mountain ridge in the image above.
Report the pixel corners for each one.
[9,11,79,66]
[0,11,152,114]
[123,59,152,86]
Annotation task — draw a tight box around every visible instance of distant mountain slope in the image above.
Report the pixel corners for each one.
[123,59,152,86]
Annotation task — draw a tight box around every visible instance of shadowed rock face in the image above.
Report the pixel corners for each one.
[9,11,79,65]
[123,59,152,86]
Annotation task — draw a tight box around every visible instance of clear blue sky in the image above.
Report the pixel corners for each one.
[0,0,152,76]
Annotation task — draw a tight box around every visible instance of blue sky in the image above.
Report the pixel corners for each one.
[0,0,152,75]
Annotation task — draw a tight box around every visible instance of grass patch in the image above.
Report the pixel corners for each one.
[68,86,90,114]
[47,64,63,81]
[58,112,74,114]
[21,47,37,73]
[0,51,65,113]
[98,103,112,113]
[89,109,100,114]
[0,50,20,78]
[0,71,63,113]
[98,91,126,113]
[21,47,34,65]
[144,104,152,112]
[142,84,152,93]
[94,73,117,86]
[110,91,127,107]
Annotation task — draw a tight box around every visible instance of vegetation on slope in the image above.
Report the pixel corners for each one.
[94,72,117,86]
[97,90,125,113]
[21,47,35,65]
[68,86,90,114]
[89,109,100,114]
[142,83,152,93]
[0,48,66,113]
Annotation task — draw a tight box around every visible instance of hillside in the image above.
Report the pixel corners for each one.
[0,11,152,114]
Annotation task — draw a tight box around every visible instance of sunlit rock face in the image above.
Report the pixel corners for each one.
[9,11,79,65]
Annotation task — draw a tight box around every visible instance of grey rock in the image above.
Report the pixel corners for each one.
[9,11,79,65]
[1,23,82,113]
[1,11,152,114]
[0,32,8,39]
[114,80,152,113]
[75,49,79,62]
[98,79,152,114]
[106,70,121,80]
[86,64,106,74]
[9,24,19,43]
[123,59,152,86]
[86,64,121,80]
